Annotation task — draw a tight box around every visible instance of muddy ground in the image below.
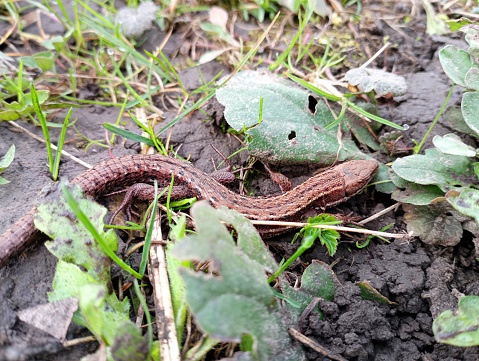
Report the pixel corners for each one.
[1,1,479,360]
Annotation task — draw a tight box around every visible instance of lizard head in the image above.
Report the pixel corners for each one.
[334,160,379,196]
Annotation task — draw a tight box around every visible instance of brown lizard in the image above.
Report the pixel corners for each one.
[0,154,378,267]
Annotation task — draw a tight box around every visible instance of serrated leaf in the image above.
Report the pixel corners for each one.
[433,295,479,346]
[48,261,128,313]
[344,68,408,97]
[35,183,116,285]
[433,133,476,157]
[172,201,305,361]
[462,91,479,134]
[78,284,135,346]
[391,148,472,192]
[403,203,463,246]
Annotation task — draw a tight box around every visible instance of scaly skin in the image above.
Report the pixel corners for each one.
[0,154,378,267]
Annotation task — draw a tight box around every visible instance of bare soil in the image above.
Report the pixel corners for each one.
[1,1,479,360]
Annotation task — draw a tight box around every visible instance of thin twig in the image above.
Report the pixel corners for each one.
[359,202,400,225]
[7,121,92,169]
[148,213,181,361]
[289,328,347,361]
[359,42,391,69]
[249,220,407,239]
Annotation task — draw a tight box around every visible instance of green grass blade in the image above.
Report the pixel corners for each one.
[61,184,143,279]
[30,83,53,174]
[345,100,403,129]
[52,108,72,181]
[139,181,158,276]
[103,123,156,146]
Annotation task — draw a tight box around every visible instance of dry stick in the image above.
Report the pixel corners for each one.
[7,121,92,169]
[63,336,97,347]
[358,202,401,225]
[148,212,181,361]
[250,220,407,239]
[359,42,391,69]
[135,290,146,328]
[289,328,347,361]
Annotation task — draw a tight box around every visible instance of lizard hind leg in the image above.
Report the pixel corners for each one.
[109,183,155,224]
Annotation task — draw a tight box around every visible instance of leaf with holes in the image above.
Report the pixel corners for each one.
[216,70,375,165]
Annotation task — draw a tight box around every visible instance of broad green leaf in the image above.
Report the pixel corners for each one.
[343,103,381,151]
[403,203,463,246]
[0,90,50,121]
[462,91,479,135]
[218,205,277,271]
[78,284,135,346]
[35,183,116,285]
[300,261,336,302]
[110,320,149,361]
[0,109,21,121]
[422,0,448,35]
[48,261,129,313]
[357,281,397,305]
[344,68,407,97]
[446,188,479,224]
[392,183,444,205]
[446,18,475,32]
[432,134,476,157]
[42,35,66,52]
[78,284,108,342]
[373,164,396,194]
[441,106,476,136]
[216,70,371,165]
[439,46,475,87]
[20,51,56,72]
[462,24,479,64]
[0,144,15,171]
[391,148,472,192]
[434,295,479,346]
[281,261,338,322]
[200,22,239,47]
[1,76,30,96]
[464,67,479,91]
[172,201,305,361]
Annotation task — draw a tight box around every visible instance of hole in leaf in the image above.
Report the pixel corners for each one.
[288,131,297,140]
[307,95,318,115]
